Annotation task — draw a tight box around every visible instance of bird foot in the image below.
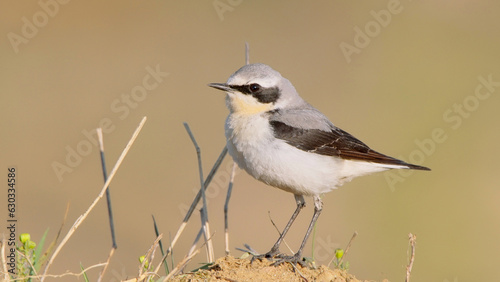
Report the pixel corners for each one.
[251,249,306,267]
[270,253,307,267]
[250,248,284,263]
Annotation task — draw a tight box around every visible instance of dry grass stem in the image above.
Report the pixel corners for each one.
[137,233,163,279]
[330,231,358,268]
[1,236,9,281]
[223,44,246,257]
[182,226,215,275]
[187,226,204,261]
[199,208,214,262]
[11,263,107,281]
[224,162,237,255]
[41,116,147,281]
[166,146,227,260]
[288,262,308,282]
[245,42,250,65]
[47,263,107,279]
[97,127,118,249]
[39,202,71,269]
[268,212,294,254]
[152,250,170,276]
[183,122,214,262]
[163,248,201,281]
[97,247,116,282]
[405,233,417,282]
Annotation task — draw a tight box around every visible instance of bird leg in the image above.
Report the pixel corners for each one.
[252,194,306,262]
[271,195,323,267]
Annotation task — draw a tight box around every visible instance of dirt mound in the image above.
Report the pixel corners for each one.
[171,256,366,281]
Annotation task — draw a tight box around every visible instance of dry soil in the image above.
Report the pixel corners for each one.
[171,256,369,282]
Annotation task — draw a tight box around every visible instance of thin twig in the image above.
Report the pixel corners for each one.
[1,236,9,281]
[187,226,204,261]
[97,128,117,249]
[150,232,177,277]
[152,254,168,278]
[41,117,147,280]
[17,263,107,280]
[224,162,237,255]
[166,146,227,258]
[288,261,308,282]
[137,234,163,279]
[152,215,169,275]
[236,244,259,256]
[134,272,160,282]
[168,233,174,272]
[39,202,70,268]
[149,240,159,273]
[335,231,358,268]
[97,247,116,282]
[152,245,171,277]
[165,231,214,281]
[163,248,201,281]
[200,208,214,263]
[406,233,417,282]
[223,43,247,256]
[245,42,250,65]
[268,211,294,254]
[183,122,214,262]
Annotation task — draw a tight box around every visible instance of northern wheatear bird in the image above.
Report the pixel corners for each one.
[209,63,430,266]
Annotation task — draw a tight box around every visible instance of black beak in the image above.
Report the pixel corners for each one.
[208,83,232,92]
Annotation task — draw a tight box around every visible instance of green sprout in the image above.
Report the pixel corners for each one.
[17,233,37,279]
[13,229,51,281]
[139,255,150,269]
[19,233,31,244]
[332,248,349,270]
[335,248,344,260]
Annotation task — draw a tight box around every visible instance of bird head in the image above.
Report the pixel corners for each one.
[209,63,304,115]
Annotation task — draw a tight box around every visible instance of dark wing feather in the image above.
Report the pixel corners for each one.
[270,120,430,170]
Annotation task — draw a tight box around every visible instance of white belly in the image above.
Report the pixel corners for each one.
[225,114,345,196]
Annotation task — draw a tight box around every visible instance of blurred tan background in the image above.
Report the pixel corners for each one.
[2,1,500,281]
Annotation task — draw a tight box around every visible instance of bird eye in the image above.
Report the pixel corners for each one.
[249,83,261,92]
